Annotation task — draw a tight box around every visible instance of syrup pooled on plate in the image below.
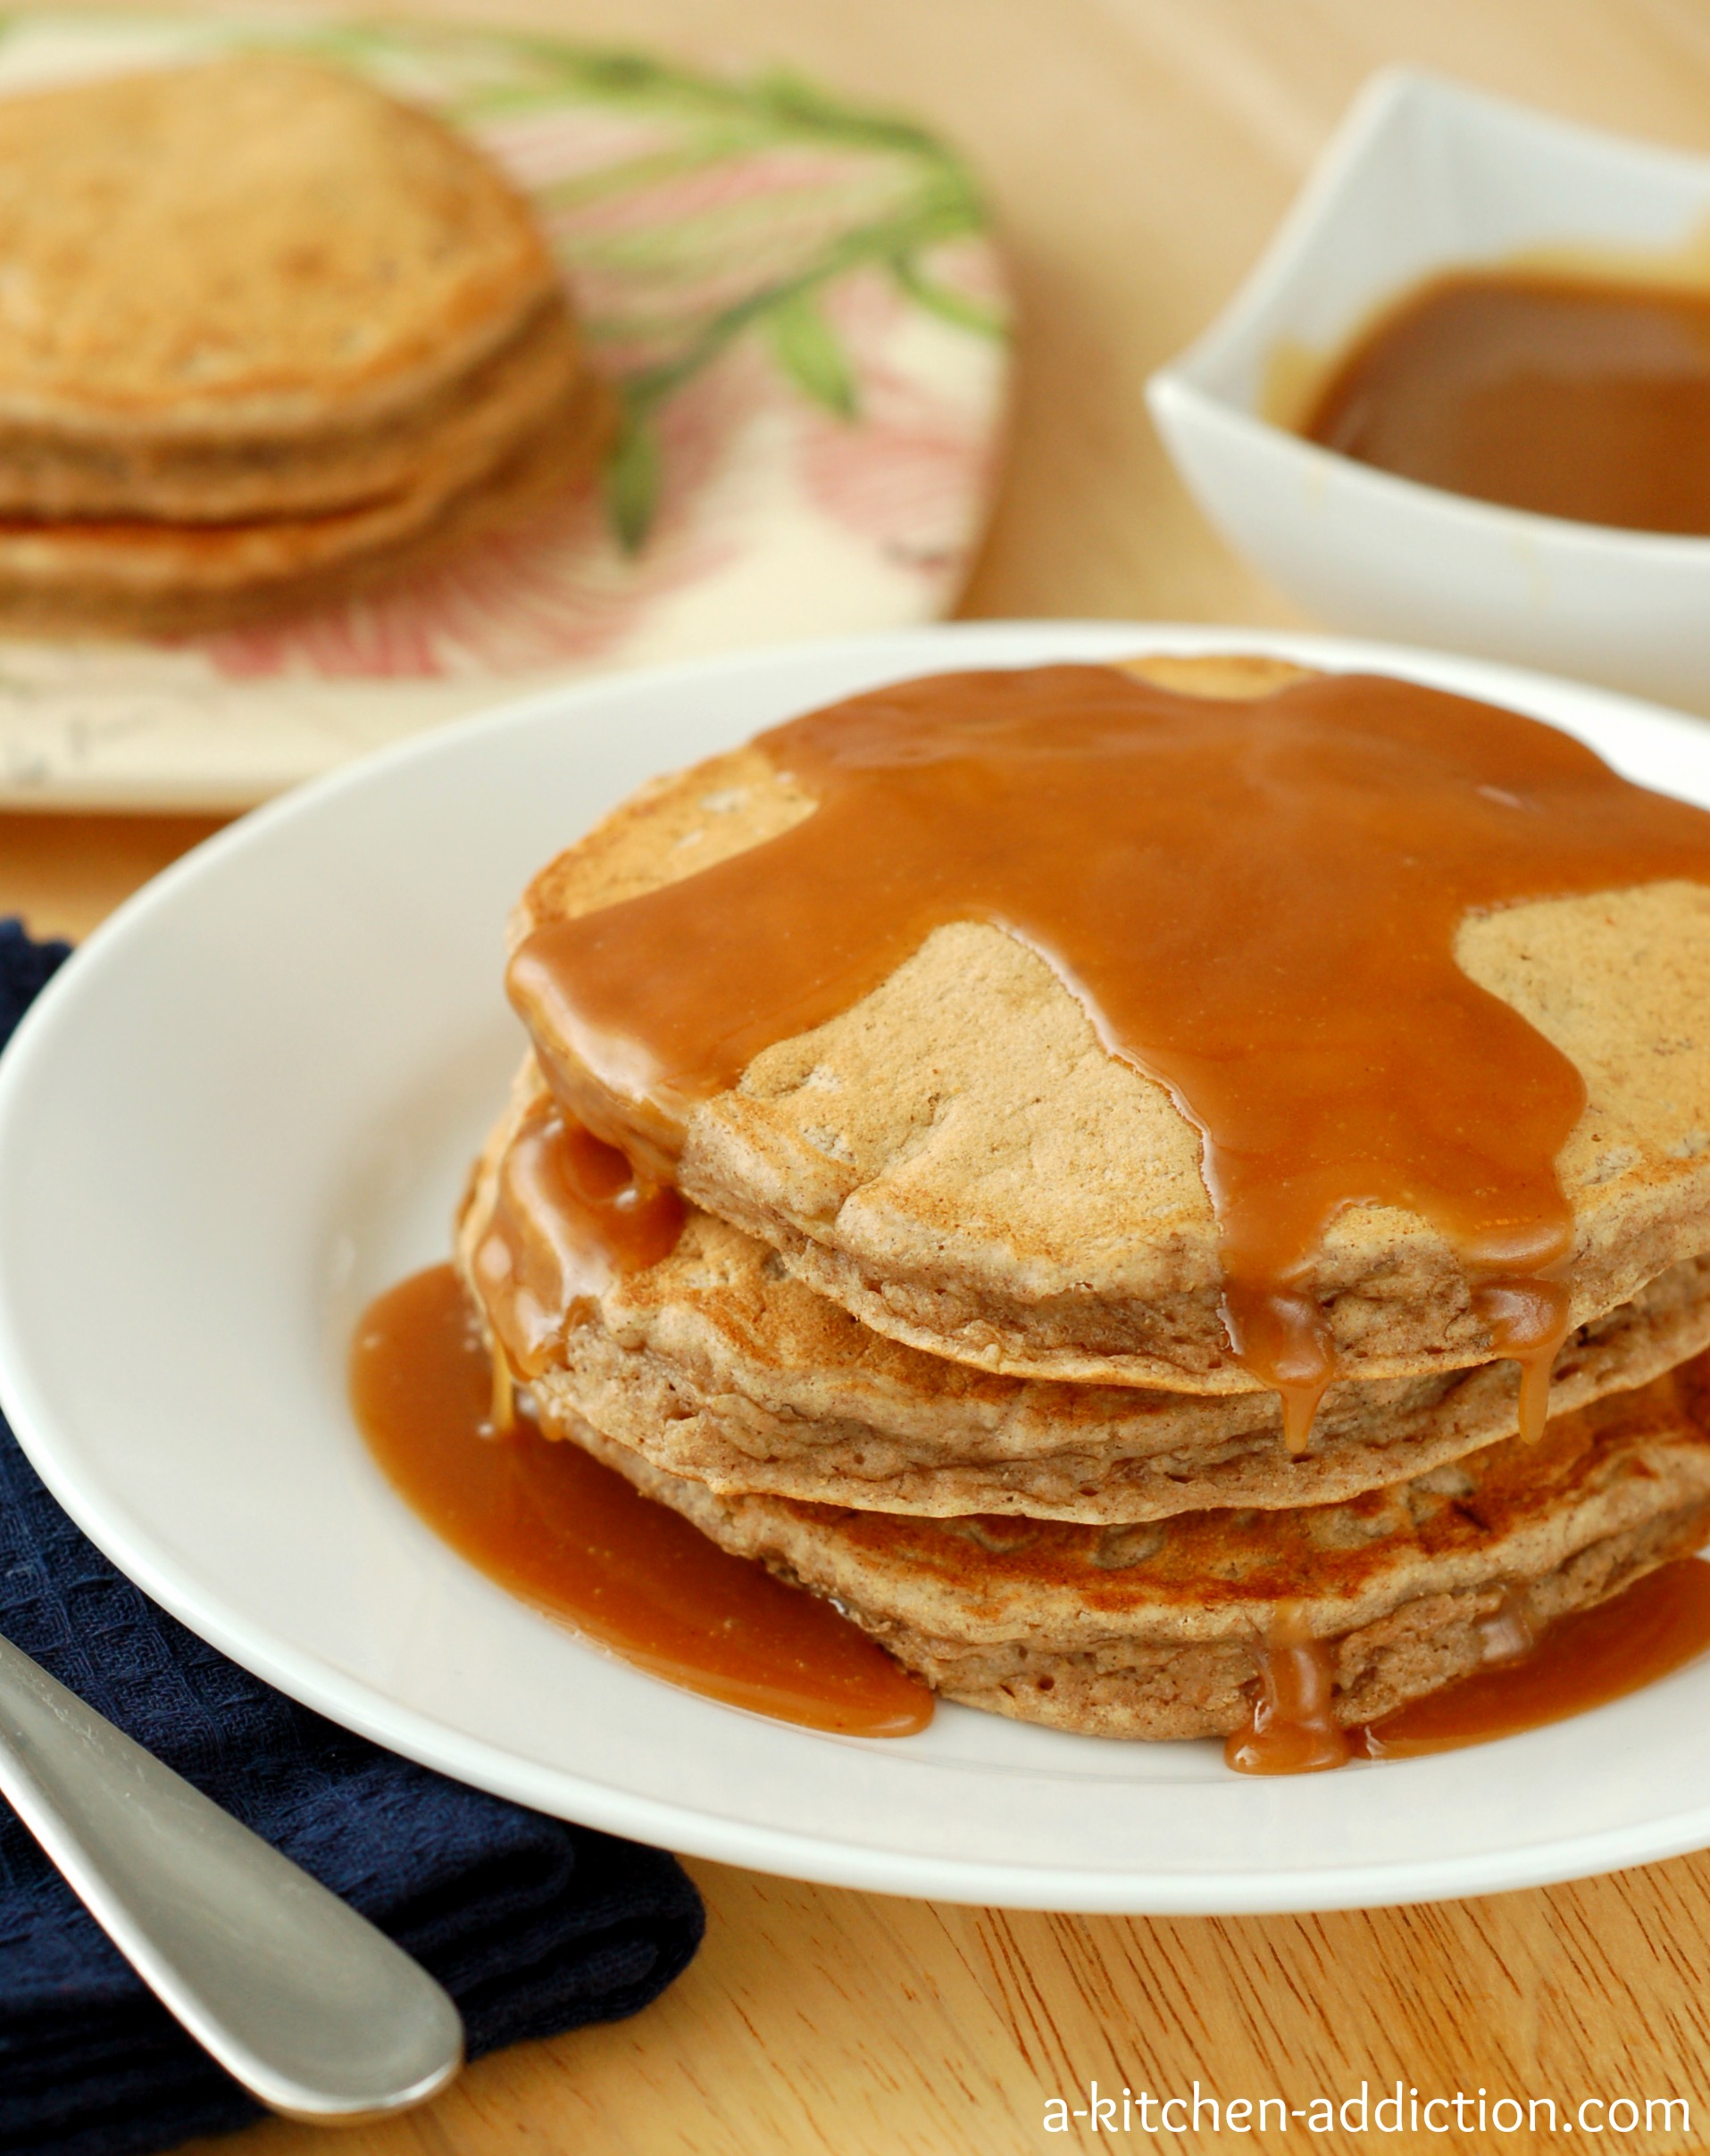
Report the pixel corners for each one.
[508,663,1710,1447]
[1222,1565,1710,1776]
[349,1264,933,1738]
[1304,268,1710,535]
[1356,1558,1710,1759]
[348,1267,1710,1767]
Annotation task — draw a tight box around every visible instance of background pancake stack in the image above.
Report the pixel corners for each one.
[0,54,605,634]
[460,658,1710,1751]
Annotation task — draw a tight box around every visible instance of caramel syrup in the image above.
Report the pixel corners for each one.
[1222,1562,1710,1774]
[349,1264,933,1738]
[350,1268,1710,1767]
[1304,269,1710,536]
[1357,1559,1710,1759]
[471,1096,683,1383]
[1224,1604,1351,1775]
[508,665,1710,1444]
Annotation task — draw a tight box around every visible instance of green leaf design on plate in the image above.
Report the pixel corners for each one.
[127,19,1007,552]
[890,252,1006,340]
[766,289,859,419]
[605,396,663,554]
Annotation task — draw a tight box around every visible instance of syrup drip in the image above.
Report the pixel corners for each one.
[1223,1606,1351,1775]
[1304,268,1710,536]
[471,1096,684,1381]
[350,1264,932,1738]
[1472,1278,1572,1446]
[510,666,1710,1439]
[1221,1562,1710,1773]
[1475,1586,1539,1668]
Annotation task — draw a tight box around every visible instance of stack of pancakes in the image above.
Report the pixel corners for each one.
[0,55,605,634]
[459,657,1710,1745]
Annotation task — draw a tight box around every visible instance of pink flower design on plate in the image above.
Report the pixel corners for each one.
[178,46,1008,684]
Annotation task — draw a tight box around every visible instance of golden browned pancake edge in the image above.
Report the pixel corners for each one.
[0,292,582,523]
[0,366,613,637]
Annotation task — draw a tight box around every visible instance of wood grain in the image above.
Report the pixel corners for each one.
[0,812,227,939]
[11,2,1710,2152]
[183,1858,1710,2156]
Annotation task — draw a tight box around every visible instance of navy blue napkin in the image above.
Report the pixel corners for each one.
[0,920,704,2156]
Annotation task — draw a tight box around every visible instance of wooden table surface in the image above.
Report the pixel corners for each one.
[9,1,1710,2150]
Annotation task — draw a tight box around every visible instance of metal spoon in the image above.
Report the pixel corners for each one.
[0,1627,463,2121]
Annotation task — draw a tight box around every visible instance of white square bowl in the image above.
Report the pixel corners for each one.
[1147,70,1710,712]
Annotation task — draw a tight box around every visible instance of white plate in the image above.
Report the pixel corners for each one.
[4,621,1710,1915]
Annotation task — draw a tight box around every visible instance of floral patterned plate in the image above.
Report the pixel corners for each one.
[0,12,1009,809]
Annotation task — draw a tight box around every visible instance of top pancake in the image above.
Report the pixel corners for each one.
[0,55,557,439]
[510,656,1710,1390]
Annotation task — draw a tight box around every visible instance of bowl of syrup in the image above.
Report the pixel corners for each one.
[1147,69,1710,714]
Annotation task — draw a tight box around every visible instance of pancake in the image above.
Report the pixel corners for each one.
[507,655,1710,1392]
[0,289,582,523]
[0,364,612,636]
[0,55,555,439]
[460,1059,1710,1519]
[555,1351,1710,1739]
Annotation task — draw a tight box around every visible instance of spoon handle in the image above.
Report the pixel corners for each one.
[0,1628,463,2120]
